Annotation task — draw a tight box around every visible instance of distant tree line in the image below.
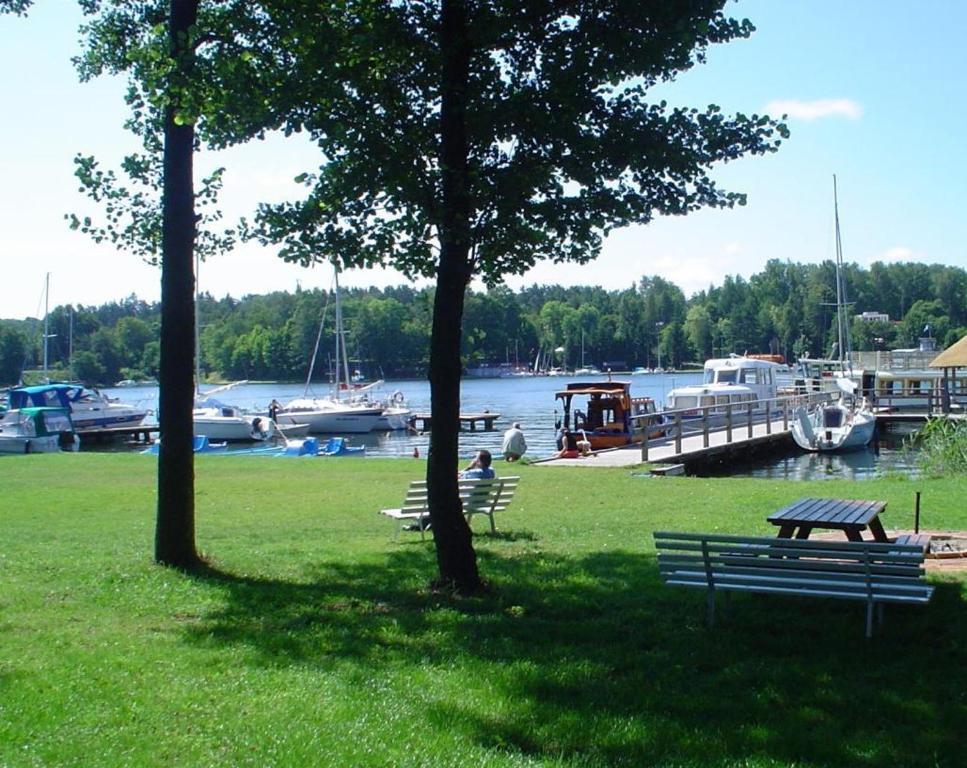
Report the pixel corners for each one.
[2,259,964,387]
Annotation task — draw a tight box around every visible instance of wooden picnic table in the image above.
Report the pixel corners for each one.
[767,497,890,543]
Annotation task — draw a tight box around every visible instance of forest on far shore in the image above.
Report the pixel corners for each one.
[1,259,964,387]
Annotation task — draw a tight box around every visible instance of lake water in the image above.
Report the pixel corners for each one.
[100,372,925,479]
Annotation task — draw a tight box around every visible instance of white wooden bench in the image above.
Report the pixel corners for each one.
[380,476,520,540]
[654,531,934,638]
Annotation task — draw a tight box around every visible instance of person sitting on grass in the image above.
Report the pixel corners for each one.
[459,449,496,479]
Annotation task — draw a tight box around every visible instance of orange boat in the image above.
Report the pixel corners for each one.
[555,380,664,451]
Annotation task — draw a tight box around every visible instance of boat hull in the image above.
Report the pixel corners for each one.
[276,407,382,434]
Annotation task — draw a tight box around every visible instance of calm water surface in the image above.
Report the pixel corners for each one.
[100,372,924,479]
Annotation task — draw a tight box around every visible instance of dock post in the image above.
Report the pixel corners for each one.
[726,405,733,443]
[747,403,753,438]
[640,428,649,462]
[702,409,709,448]
[766,402,772,434]
[783,400,788,431]
[674,414,682,454]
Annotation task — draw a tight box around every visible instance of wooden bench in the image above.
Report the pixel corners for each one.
[380,476,520,540]
[654,531,934,638]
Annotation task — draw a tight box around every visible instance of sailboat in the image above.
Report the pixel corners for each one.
[274,268,383,434]
[791,177,876,453]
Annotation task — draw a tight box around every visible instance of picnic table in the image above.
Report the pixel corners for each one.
[767,497,890,543]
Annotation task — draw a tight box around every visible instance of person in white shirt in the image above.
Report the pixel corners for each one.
[501,422,527,462]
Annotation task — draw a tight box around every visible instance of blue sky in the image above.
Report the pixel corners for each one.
[2,0,965,320]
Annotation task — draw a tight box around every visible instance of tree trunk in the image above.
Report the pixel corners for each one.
[155,0,200,569]
[427,0,480,593]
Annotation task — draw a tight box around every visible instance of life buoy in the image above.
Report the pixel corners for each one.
[392,390,405,405]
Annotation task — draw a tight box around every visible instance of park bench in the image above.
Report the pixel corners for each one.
[380,476,520,541]
[653,531,934,638]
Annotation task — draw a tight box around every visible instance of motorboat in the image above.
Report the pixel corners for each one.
[554,379,665,451]
[193,394,278,442]
[7,384,147,431]
[664,355,786,421]
[0,406,79,454]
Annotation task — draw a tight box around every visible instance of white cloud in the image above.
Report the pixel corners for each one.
[723,242,743,256]
[869,246,920,264]
[764,98,863,121]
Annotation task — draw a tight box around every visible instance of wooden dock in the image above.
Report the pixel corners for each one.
[77,425,160,445]
[407,412,500,433]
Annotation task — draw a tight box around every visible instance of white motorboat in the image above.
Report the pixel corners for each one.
[665,355,786,421]
[8,384,147,430]
[0,406,80,454]
[193,396,278,442]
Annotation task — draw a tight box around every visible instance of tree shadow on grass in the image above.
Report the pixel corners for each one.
[184,551,967,767]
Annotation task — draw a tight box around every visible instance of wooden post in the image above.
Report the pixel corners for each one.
[747,403,753,438]
[766,399,772,435]
[726,404,733,443]
[702,407,709,448]
[674,413,682,454]
[640,423,649,462]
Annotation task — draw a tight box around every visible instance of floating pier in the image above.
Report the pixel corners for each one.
[407,412,500,433]
[77,425,160,445]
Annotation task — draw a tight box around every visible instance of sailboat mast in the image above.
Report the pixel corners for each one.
[42,272,49,382]
[832,175,851,373]
[334,267,352,396]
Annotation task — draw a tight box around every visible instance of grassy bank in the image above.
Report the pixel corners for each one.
[2,455,965,767]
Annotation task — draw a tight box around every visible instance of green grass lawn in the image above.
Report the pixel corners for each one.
[2,454,965,767]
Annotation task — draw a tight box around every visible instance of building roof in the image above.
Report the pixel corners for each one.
[929,334,967,368]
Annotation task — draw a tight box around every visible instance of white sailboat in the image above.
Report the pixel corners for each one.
[791,177,876,453]
[274,268,383,434]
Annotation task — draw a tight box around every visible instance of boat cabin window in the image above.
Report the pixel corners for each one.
[42,412,72,433]
[671,395,698,410]
[709,369,738,385]
[20,415,38,437]
[740,368,760,385]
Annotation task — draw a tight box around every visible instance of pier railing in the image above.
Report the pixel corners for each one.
[872,386,967,415]
[634,391,836,462]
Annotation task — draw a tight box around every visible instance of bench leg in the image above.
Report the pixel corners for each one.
[488,512,496,534]
[865,601,874,639]
[706,589,716,628]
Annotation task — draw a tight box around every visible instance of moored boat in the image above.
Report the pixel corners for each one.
[0,406,79,454]
[8,384,147,431]
[554,380,665,451]
[664,355,786,421]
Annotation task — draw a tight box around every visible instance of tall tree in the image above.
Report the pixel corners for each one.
[249,0,786,592]
[68,0,245,567]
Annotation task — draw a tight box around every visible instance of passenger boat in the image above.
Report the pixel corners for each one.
[0,406,79,454]
[554,380,665,450]
[7,384,147,431]
[664,355,787,421]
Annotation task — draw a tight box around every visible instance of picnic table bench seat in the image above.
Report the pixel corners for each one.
[654,531,934,638]
[380,476,520,540]
[893,533,933,553]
